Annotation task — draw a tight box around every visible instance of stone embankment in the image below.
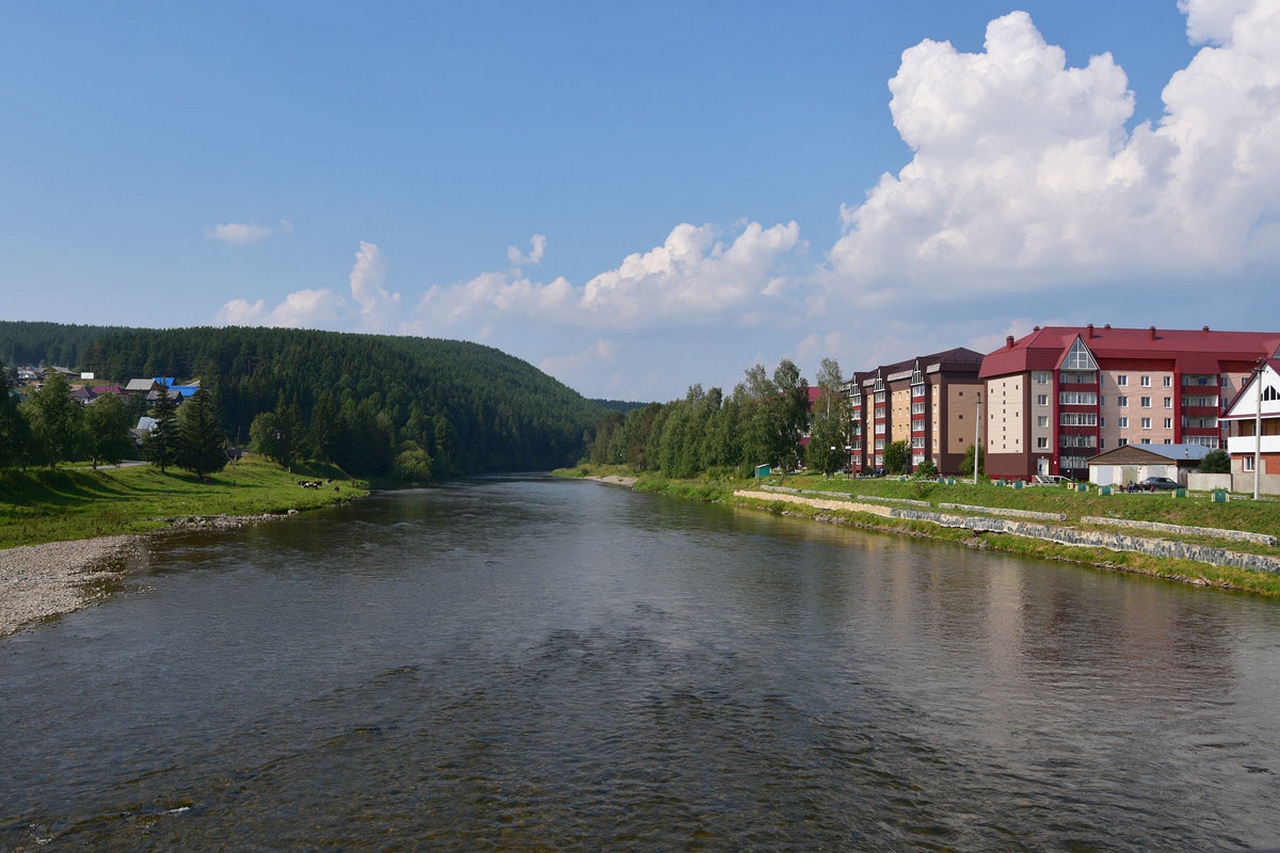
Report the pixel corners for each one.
[734,488,1280,575]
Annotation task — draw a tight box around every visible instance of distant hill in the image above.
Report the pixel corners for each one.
[0,321,609,477]
[590,398,652,414]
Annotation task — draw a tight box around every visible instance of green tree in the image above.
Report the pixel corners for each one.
[1199,448,1230,474]
[806,358,849,476]
[0,359,29,468]
[83,392,134,469]
[913,458,938,479]
[143,386,180,473]
[24,372,83,468]
[883,440,910,475]
[959,442,985,478]
[177,386,228,479]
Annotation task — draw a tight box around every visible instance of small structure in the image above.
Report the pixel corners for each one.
[1086,443,1211,489]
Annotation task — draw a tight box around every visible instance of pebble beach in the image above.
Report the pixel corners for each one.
[0,535,144,637]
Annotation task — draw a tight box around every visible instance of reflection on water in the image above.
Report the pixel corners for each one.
[3,476,1280,850]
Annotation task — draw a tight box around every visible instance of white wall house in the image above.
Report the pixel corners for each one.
[1222,359,1280,496]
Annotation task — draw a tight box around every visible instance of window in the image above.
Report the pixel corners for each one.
[1141,417,1152,429]
[1060,413,1098,426]
[1163,418,1172,429]
[1119,438,1128,446]
[1034,371,1050,384]
[1163,397,1172,408]
[1140,396,1151,408]
[1036,437,1048,449]
[1059,391,1097,406]
[1163,376,1173,387]
[1140,375,1151,387]
[1118,395,1129,407]
[1099,417,1105,428]
[1036,416,1048,427]
[1118,417,1129,428]
[1222,376,1232,389]
[1245,456,1256,472]
[1117,375,1128,386]
[1164,439,1173,444]
[1036,394,1048,406]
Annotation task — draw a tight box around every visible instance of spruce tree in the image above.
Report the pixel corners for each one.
[144,385,179,473]
[177,386,227,479]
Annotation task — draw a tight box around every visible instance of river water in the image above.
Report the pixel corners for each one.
[3,476,1280,851]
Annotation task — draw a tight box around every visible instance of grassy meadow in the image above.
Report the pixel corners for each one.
[0,457,367,550]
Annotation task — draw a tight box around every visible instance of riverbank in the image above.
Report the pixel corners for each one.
[0,458,368,635]
[0,510,347,637]
[557,467,1280,597]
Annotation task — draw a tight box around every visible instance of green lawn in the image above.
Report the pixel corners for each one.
[0,457,368,549]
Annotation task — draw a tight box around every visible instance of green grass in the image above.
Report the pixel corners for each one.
[557,464,1280,597]
[0,458,368,549]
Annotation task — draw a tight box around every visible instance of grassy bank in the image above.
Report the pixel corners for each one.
[0,457,368,550]
[556,465,1280,597]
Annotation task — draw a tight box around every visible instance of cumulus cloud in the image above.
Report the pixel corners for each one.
[348,241,401,329]
[579,221,802,323]
[507,234,547,266]
[215,288,347,328]
[826,0,1280,309]
[205,220,291,244]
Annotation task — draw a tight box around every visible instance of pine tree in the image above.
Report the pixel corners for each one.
[144,385,179,473]
[177,386,227,479]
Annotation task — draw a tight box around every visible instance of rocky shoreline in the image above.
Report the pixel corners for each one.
[0,512,297,638]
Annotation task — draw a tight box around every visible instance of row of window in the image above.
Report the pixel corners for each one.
[1033,372,1234,389]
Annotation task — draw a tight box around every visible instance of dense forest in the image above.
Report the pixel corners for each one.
[583,358,853,479]
[0,321,613,479]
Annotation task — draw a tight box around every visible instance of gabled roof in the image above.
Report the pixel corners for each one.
[980,326,1280,379]
[1087,443,1211,466]
[1221,359,1280,421]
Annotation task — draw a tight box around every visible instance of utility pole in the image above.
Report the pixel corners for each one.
[974,391,982,486]
[1255,360,1264,500]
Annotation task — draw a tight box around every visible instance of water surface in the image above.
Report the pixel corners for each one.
[3,476,1280,850]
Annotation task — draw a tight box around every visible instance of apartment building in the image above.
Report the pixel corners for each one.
[979,325,1280,481]
[843,348,984,475]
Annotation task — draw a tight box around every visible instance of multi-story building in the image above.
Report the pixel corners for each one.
[843,348,984,475]
[979,325,1280,481]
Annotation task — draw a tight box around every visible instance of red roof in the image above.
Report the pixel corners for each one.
[980,326,1280,378]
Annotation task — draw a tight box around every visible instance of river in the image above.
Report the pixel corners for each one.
[2,476,1280,851]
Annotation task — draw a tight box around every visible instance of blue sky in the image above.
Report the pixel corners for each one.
[4,1,1277,402]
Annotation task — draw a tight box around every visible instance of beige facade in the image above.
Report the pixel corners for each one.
[986,376,1025,457]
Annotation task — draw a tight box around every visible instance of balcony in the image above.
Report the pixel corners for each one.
[1227,435,1280,455]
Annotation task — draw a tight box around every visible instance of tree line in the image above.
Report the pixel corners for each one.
[586,357,851,478]
[1,323,611,481]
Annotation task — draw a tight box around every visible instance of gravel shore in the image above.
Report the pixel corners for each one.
[0,512,298,638]
[0,535,145,637]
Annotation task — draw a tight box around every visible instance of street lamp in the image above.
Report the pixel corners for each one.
[1253,359,1264,500]
[974,391,982,486]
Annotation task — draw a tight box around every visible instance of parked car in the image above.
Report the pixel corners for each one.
[1140,476,1179,491]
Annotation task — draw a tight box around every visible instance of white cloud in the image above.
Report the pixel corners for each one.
[507,234,547,266]
[826,0,1280,311]
[206,221,274,244]
[348,241,401,329]
[579,221,802,324]
[215,288,346,328]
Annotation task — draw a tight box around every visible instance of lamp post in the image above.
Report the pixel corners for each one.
[1254,360,1264,500]
[974,391,982,486]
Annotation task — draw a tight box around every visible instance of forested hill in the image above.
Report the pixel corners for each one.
[1,321,610,477]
